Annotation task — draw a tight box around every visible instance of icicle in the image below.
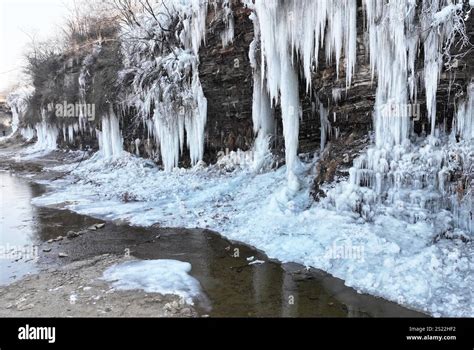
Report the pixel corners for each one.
[153,113,184,171]
[252,0,358,184]
[20,127,35,141]
[422,0,442,136]
[365,0,417,148]
[251,77,274,172]
[10,106,21,134]
[68,124,75,144]
[135,138,141,156]
[34,122,59,151]
[332,88,343,103]
[320,103,330,152]
[189,0,209,56]
[98,108,123,159]
[35,122,58,150]
[187,73,208,166]
[453,84,474,141]
[220,0,235,48]
[279,55,301,189]
[249,10,274,172]
[6,86,34,135]
[120,0,209,171]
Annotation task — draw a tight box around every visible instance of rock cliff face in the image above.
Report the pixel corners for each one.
[9,1,474,182]
[197,1,473,194]
[199,2,255,163]
[198,2,374,166]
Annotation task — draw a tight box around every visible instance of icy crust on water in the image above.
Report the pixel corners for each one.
[33,152,473,317]
[102,259,202,304]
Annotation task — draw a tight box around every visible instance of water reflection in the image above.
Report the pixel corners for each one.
[0,172,41,284]
[0,172,106,285]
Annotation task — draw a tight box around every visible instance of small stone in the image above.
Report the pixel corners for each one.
[17,303,35,311]
[47,239,54,244]
[42,248,52,252]
[89,223,105,230]
[58,253,69,258]
[67,231,79,239]
[54,236,64,242]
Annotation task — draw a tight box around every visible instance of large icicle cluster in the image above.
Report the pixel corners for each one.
[62,123,79,145]
[248,0,472,234]
[454,84,474,140]
[5,86,60,152]
[30,109,59,152]
[342,0,473,234]
[35,121,59,151]
[6,86,34,136]
[253,0,357,91]
[120,0,208,171]
[97,108,124,159]
[365,0,417,147]
[250,0,357,187]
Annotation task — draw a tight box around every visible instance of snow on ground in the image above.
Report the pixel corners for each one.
[32,152,473,317]
[102,259,202,304]
[13,148,56,161]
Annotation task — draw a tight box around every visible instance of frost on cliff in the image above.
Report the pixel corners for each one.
[119,0,209,171]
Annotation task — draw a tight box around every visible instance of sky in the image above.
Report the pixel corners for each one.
[0,0,74,95]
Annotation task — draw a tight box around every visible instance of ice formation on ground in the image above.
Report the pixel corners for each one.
[102,259,202,304]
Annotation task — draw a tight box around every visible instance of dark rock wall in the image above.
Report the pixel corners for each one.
[199,0,255,163]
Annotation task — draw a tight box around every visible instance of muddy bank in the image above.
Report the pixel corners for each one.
[0,254,196,317]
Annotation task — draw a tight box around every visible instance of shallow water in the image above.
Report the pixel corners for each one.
[0,172,41,284]
[0,171,425,317]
